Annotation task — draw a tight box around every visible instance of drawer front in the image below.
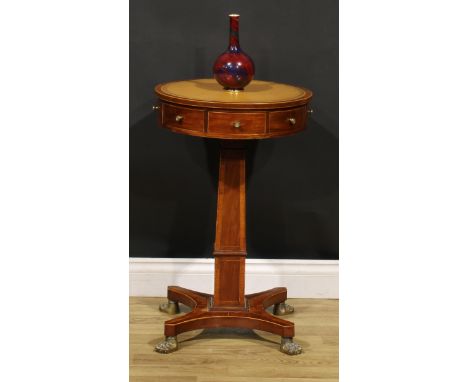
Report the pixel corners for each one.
[208,112,266,135]
[269,106,307,133]
[162,103,205,132]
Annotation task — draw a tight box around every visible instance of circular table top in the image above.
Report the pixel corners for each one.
[155,79,313,109]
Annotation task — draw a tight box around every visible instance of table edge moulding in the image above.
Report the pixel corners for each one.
[152,78,314,356]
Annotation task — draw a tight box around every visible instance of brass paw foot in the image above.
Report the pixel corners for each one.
[273,302,294,316]
[159,300,180,315]
[280,337,302,355]
[154,336,178,354]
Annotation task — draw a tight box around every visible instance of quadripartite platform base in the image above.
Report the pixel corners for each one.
[154,286,302,355]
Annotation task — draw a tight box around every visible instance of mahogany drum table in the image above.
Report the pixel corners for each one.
[152,79,313,355]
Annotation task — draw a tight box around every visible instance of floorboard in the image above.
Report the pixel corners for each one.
[130,297,338,382]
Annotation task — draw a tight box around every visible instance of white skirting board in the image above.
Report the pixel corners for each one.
[130,258,338,299]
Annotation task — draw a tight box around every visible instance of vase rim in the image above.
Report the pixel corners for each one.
[229,13,240,17]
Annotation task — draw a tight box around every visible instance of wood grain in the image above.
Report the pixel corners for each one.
[162,103,205,132]
[130,297,338,382]
[212,146,246,309]
[208,112,266,135]
[269,106,307,133]
[158,102,310,139]
[214,147,246,253]
[155,79,312,140]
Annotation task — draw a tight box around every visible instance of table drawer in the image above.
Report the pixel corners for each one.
[268,106,307,133]
[208,112,266,135]
[162,103,205,132]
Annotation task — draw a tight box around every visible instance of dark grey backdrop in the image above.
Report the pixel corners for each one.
[130,0,338,259]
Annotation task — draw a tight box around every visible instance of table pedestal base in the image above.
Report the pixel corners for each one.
[155,286,301,355]
[155,141,301,355]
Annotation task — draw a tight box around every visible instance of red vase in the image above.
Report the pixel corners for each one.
[213,14,255,90]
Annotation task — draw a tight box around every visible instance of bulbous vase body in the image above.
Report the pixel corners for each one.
[213,14,255,90]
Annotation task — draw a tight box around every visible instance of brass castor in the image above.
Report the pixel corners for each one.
[154,336,178,354]
[280,337,302,355]
[159,300,180,315]
[273,302,294,316]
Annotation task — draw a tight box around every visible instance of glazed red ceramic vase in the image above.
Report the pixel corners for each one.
[213,14,255,90]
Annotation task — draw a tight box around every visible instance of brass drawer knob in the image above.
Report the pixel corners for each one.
[152,105,160,111]
[175,115,184,122]
[287,118,296,125]
[232,121,242,129]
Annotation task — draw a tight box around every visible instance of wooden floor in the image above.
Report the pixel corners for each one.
[130,297,338,382]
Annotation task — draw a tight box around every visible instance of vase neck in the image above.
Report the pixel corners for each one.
[228,14,241,52]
